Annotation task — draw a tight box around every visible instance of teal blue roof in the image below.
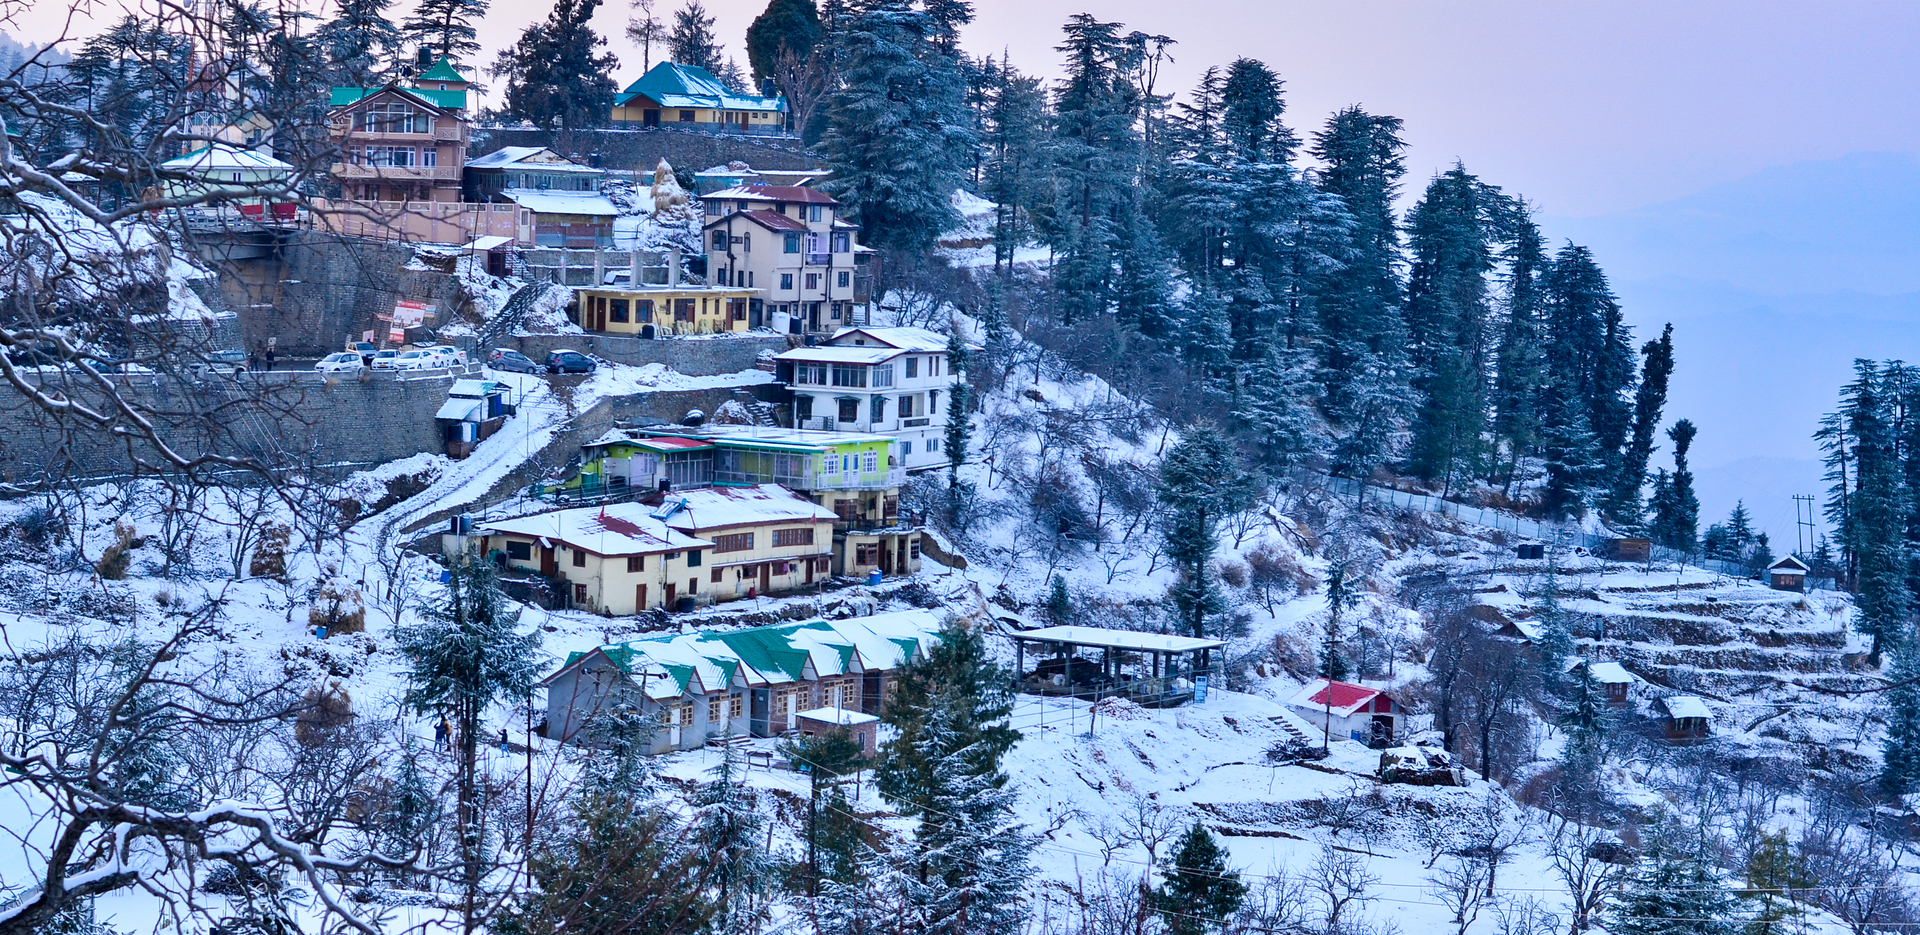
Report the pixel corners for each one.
[614,61,785,112]
[330,83,466,111]
[417,56,467,83]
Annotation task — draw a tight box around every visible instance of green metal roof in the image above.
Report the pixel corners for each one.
[329,84,467,111]
[417,56,467,83]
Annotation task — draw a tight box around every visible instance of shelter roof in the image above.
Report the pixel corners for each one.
[1010,625,1226,654]
[1286,678,1389,718]
[658,484,837,532]
[1662,695,1712,720]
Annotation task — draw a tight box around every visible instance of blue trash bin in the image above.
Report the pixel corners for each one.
[867,569,882,586]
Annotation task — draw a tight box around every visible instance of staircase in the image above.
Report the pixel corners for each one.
[474,280,564,352]
[732,388,779,427]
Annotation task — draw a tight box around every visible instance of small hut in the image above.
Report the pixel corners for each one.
[796,707,879,757]
[1287,678,1400,746]
[1569,659,1637,705]
[437,379,512,459]
[1768,555,1810,592]
[1658,695,1712,743]
[1606,538,1652,563]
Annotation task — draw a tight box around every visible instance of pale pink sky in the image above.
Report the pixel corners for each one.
[10,0,1920,216]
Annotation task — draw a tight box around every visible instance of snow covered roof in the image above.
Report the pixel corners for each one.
[614,61,786,112]
[1507,619,1544,641]
[829,326,950,352]
[477,501,713,557]
[1770,555,1811,572]
[643,424,897,449]
[503,191,621,217]
[1010,625,1226,654]
[468,146,603,172]
[1582,661,1635,685]
[160,143,293,172]
[449,379,500,398]
[1662,695,1711,721]
[773,346,904,365]
[544,609,945,698]
[657,484,838,532]
[435,397,481,421]
[705,184,836,205]
[796,707,879,726]
[709,209,810,232]
[1287,678,1388,719]
[464,235,513,251]
[585,429,715,452]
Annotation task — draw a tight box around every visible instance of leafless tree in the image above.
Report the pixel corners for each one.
[1307,844,1376,932]
[1545,818,1627,934]
[771,45,833,139]
[1427,853,1490,935]
[1122,793,1184,866]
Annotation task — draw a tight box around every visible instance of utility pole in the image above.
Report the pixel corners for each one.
[1793,494,1817,558]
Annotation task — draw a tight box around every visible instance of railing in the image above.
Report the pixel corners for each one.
[837,514,924,533]
[329,163,464,181]
[806,253,832,266]
[713,469,811,487]
[814,467,905,490]
[902,418,930,428]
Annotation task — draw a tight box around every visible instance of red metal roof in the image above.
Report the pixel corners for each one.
[1303,680,1381,710]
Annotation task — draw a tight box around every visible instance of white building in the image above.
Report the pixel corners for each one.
[774,326,962,473]
[1286,678,1401,746]
[700,184,869,332]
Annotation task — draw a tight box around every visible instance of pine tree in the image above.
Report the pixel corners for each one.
[1739,831,1809,935]
[1540,385,1606,520]
[666,0,723,71]
[1609,323,1675,525]
[779,727,868,893]
[394,556,542,935]
[1045,574,1072,625]
[1153,824,1248,935]
[1881,645,1920,795]
[492,0,619,130]
[1649,419,1701,552]
[1536,556,1577,679]
[317,0,400,86]
[1725,502,1755,557]
[1748,532,1774,576]
[1311,106,1410,449]
[977,56,1048,275]
[1609,844,1741,935]
[1702,525,1732,562]
[746,0,820,84]
[1231,346,1324,469]
[694,744,771,934]
[1158,425,1255,637]
[513,788,717,935]
[402,0,489,67]
[1544,243,1636,484]
[1042,15,1149,324]
[1491,215,1550,489]
[819,1,972,255]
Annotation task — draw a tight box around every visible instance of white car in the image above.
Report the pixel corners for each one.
[432,345,469,367]
[392,349,435,371]
[370,349,400,370]
[315,352,365,373]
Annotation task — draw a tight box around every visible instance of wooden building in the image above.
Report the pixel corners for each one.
[1658,695,1712,743]
[1768,555,1810,592]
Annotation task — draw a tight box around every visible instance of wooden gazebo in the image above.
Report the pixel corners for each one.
[1007,625,1225,707]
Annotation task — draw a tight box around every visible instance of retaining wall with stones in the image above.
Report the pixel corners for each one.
[508,333,791,375]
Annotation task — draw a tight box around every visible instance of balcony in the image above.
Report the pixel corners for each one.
[901,417,931,428]
[806,253,832,266]
[331,163,463,182]
[814,467,905,491]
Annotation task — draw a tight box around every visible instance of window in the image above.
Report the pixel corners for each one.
[784,232,801,253]
[421,148,438,166]
[838,398,859,422]
[870,396,887,423]
[773,527,814,547]
[834,499,858,520]
[729,695,744,719]
[899,395,914,418]
[832,231,850,252]
[638,300,654,322]
[677,701,694,725]
[905,357,918,379]
[507,541,532,560]
[795,395,813,421]
[711,567,724,583]
[742,233,751,252]
[794,363,827,385]
[902,440,913,455]
[929,438,940,452]
[680,109,696,122]
[714,532,755,553]
[863,451,879,473]
[831,364,867,387]
[838,270,851,288]
[572,548,587,567]
[870,364,894,388]
[610,299,628,323]
[574,583,589,603]
[627,555,644,572]
[688,577,698,594]
[709,695,723,722]
[805,273,820,290]
[713,230,728,250]
[856,543,879,565]
[706,200,723,216]
[780,273,794,291]
[910,537,922,560]
[809,204,822,222]
[686,549,702,567]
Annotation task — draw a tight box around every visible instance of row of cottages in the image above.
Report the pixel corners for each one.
[475,485,837,614]
[559,424,924,578]
[773,326,960,473]
[538,610,945,753]
[608,61,790,136]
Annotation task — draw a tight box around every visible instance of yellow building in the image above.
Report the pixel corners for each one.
[475,502,715,613]
[610,62,788,135]
[574,284,756,335]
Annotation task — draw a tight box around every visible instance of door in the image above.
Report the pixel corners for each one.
[750,689,770,737]
[664,583,676,605]
[644,108,660,127]
[862,672,882,715]
[805,558,815,584]
[760,563,771,593]
[636,584,647,611]
[540,545,556,577]
[675,299,695,322]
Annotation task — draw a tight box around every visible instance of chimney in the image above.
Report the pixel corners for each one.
[669,246,682,286]
[416,47,433,72]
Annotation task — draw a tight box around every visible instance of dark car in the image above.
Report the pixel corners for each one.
[488,348,541,374]
[545,349,597,374]
[352,341,378,366]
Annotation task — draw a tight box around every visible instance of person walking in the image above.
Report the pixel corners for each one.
[263,346,277,371]
[434,716,450,750]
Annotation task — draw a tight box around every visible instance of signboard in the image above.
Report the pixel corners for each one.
[392,300,436,329]
[1194,675,1209,704]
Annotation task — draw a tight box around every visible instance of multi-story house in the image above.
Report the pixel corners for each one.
[551,424,925,577]
[538,610,944,749]
[700,185,871,333]
[326,57,471,204]
[774,326,959,473]
[474,501,715,614]
[609,61,789,135]
[653,484,838,600]
[463,146,605,202]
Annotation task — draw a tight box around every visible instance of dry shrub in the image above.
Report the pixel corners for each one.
[249,523,291,581]
[1218,560,1249,588]
[1248,542,1318,597]
[96,521,136,580]
[294,682,354,748]
[309,564,366,636]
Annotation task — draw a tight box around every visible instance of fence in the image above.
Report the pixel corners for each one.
[1318,474,1841,591]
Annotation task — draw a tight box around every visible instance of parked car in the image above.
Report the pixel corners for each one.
[488,348,540,373]
[432,345,469,367]
[191,348,249,376]
[546,349,597,374]
[370,349,400,370]
[351,341,377,366]
[392,349,435,371]
[315,352,365,373]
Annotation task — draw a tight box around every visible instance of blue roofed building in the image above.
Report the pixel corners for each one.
[609,61,790,136]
